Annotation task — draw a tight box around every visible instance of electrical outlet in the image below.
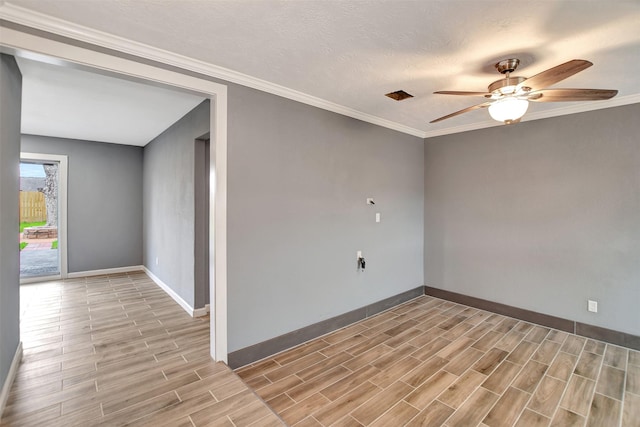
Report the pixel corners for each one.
[155,257,159,266]
[588,300,598,313]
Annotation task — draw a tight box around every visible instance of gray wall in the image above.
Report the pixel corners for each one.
[424,104,640,336]
[227,85,424,352]
[21,135,143,273]
[194,138,210,309]
[143,100,210,309]
[0,54,22,394]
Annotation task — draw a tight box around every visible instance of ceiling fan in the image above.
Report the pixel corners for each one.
[430,59,618,124]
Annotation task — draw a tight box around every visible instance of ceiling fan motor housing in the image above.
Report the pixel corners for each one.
[488,76,529,96]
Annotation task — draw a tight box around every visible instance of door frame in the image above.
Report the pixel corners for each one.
[20,152,68,283]
[0,25,229,362]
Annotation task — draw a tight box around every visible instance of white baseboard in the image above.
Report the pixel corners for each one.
[0,341,22,418]
[143,267,198,317]
[20,274,62,285]
[67,265,144,279]
[193,304,210,318]
[66,266,208,318]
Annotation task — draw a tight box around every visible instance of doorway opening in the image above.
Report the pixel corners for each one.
[0,27,227,362]
[19,153,68,283]
[2,25,228,361]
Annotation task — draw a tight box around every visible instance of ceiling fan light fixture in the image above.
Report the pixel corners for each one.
[488,97,529,124]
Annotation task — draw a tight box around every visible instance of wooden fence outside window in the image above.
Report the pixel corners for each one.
[20,191,46,223]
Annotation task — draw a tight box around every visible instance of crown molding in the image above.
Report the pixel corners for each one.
[423,93,640,139]
[2,3,638,141]
[0,3,425,138]
[521,93,640,124]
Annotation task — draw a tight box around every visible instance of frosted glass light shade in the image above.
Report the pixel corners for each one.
[488,97,529,123]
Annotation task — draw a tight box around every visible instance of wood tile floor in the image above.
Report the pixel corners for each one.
[1,272,284,427]
[238,296,640,427]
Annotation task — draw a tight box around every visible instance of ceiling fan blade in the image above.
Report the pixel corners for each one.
[528,88,618,102]
[434,91,491,97]
[430,101,493,123]
[519,59,593,91]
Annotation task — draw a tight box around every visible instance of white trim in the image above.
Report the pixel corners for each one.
[66,265,144,279]
[0,25,228,363]
[0,341,22,417]
[423,93,640,139]
[0,3,424,139]
[143,267,196,316]
[520,93,640,124]
[194,304,211,318]
[211,91,228,361]
[20,274,62,284]
[143,267,210,318]
[20,152,68,282]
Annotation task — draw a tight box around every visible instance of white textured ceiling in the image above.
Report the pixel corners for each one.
[4,1,640,139]
[16,57,205,146]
